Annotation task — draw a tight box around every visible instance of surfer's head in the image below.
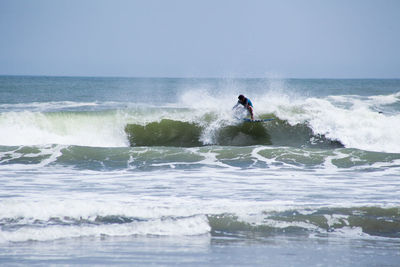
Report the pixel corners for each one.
[238,95,245,101]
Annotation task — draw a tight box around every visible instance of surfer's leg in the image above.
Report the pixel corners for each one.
[248,106,254,120]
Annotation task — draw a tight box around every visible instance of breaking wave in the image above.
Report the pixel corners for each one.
[124,118,343,147]
[0,90,399,152]
[1,204,398,243]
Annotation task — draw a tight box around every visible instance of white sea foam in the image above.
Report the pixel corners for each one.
[0,215,210,243]
[368,91,400,105]
[0,111,129,147]
[255,91,400,153]
[0,145,65,170]
[324,214,349,227]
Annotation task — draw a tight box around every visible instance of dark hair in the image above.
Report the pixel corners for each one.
[238,94,245,100]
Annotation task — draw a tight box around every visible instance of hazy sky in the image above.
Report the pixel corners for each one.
[0,0,399,78]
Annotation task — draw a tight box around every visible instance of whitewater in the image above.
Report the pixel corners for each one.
[0,76,400,266]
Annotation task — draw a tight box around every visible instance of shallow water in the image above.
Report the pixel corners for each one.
[1,235,400,266]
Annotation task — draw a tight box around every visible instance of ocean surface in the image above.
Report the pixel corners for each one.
[0,76,400,266]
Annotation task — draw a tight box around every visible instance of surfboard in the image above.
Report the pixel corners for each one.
[243,118,274,122]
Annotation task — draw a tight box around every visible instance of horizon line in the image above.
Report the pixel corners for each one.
[0,74,399,80]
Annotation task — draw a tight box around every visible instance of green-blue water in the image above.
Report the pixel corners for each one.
[1,76,400,265]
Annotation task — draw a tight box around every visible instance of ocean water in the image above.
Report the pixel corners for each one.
[0,76,400,266]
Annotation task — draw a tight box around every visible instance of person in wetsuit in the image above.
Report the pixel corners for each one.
[233,94,254,120]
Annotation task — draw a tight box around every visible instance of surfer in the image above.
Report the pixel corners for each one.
[233,94,254,120]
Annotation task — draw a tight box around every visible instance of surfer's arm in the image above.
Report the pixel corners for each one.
[232,102,240,109]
